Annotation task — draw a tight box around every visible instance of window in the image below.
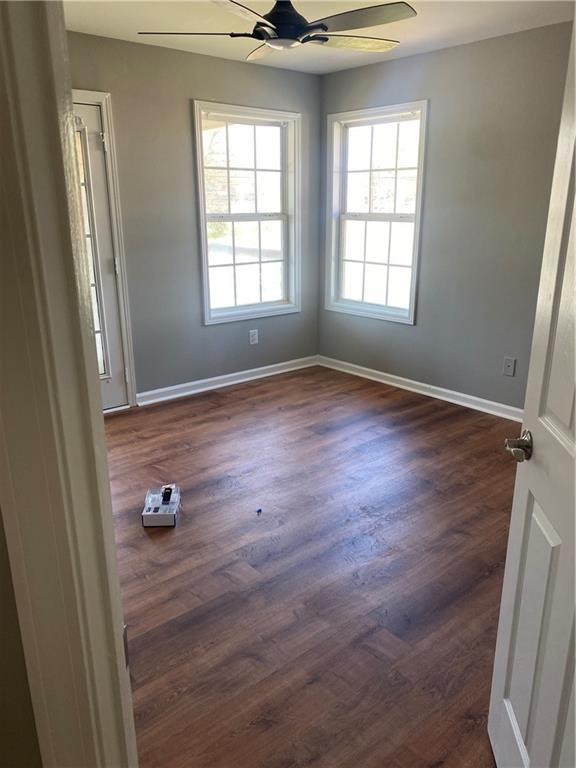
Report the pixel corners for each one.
[194,102,301,324]
[325,101,427,324]
[75,121,109,377]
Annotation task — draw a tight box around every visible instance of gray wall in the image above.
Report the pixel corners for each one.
[319,23,571,408]
[0,512,41,767]
[69,24,571,407]
[68,33,321,393]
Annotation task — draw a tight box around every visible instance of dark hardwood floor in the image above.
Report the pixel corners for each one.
[105,367,517,768]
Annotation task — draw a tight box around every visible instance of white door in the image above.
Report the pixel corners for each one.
[74,101,129,410]
[488,38,575,768]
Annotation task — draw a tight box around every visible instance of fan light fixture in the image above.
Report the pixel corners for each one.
[138,0,417,61]
[266,38,302,50]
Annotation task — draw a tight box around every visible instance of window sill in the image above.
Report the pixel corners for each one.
[325,299,414,325]
[205,301,300,325]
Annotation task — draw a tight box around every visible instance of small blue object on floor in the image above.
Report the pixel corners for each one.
[256,508,262,516]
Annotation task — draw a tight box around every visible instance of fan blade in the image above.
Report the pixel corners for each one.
[138,31,241,36]
[310,2,415,33]
[312,34,398,52]
[246,43,273,61]
[212,0,275,29]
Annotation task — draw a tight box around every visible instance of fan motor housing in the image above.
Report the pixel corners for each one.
[260,0,323,39]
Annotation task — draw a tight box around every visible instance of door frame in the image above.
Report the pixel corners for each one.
[0,3,137,765]
[73,88,137,410]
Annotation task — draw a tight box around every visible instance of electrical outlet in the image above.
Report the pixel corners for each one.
[502,356,516,377]
[249,329,258,345]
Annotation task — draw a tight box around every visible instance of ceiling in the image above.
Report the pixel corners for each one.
[63,0,574,75]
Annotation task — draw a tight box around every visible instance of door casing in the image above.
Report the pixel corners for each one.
[0,3,138,765]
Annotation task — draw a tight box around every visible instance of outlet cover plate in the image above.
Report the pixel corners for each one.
[503,356,516,377]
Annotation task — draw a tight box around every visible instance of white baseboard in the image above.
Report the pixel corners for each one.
[136,356,319,406]
[136,353,523,422]
[316,356,524,422]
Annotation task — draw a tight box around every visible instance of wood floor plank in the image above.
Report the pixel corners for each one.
[105,367,515,767]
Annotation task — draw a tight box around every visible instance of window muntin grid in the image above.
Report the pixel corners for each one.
[339,113,423,312]
[200,116,288,310]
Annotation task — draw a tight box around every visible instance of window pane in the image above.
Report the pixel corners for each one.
[344,220,365,261]
[205,168,229,213]
[347,125,371,171]
[256,125,281,170]
[389,222,414,266]
[209,266,235,308]
[202,120,227,167]
[372,122,397,169]
[396,169,417,214]
[90,285,101,332]
[371,170,395,213]
[331,109,423,319]
[234,221,259,263]
[261,261,283,302]
[387,266,411,309]
[342,261,364,301]
[257,171,282,213]
[346,172,369,213]
[230,170,255,213]
[235,263,260,305]
[364,263,388,305]
[365,221,389,263]
[261,220,282,261]
[80,185,91,236]
[397,119,420,167]
[228,123,254,168]
[75,132,86,184]
[95,333,106,376]
[85,236,95,283]
[207,222,233,265]
[200,109,292,315]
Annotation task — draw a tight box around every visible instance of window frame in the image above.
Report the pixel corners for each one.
[74,118,111,380]
[194,100,302,325]
[325,100,428,325]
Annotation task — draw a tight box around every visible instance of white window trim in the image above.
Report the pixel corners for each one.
[194,100,302,325]
[324,100,428,325]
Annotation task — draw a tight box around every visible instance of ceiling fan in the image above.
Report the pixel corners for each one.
[138,0,417,61]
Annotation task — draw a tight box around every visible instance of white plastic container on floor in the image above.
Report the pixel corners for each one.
[141,485,180,527]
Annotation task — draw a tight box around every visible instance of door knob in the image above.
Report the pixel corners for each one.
[504,429,533,462]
